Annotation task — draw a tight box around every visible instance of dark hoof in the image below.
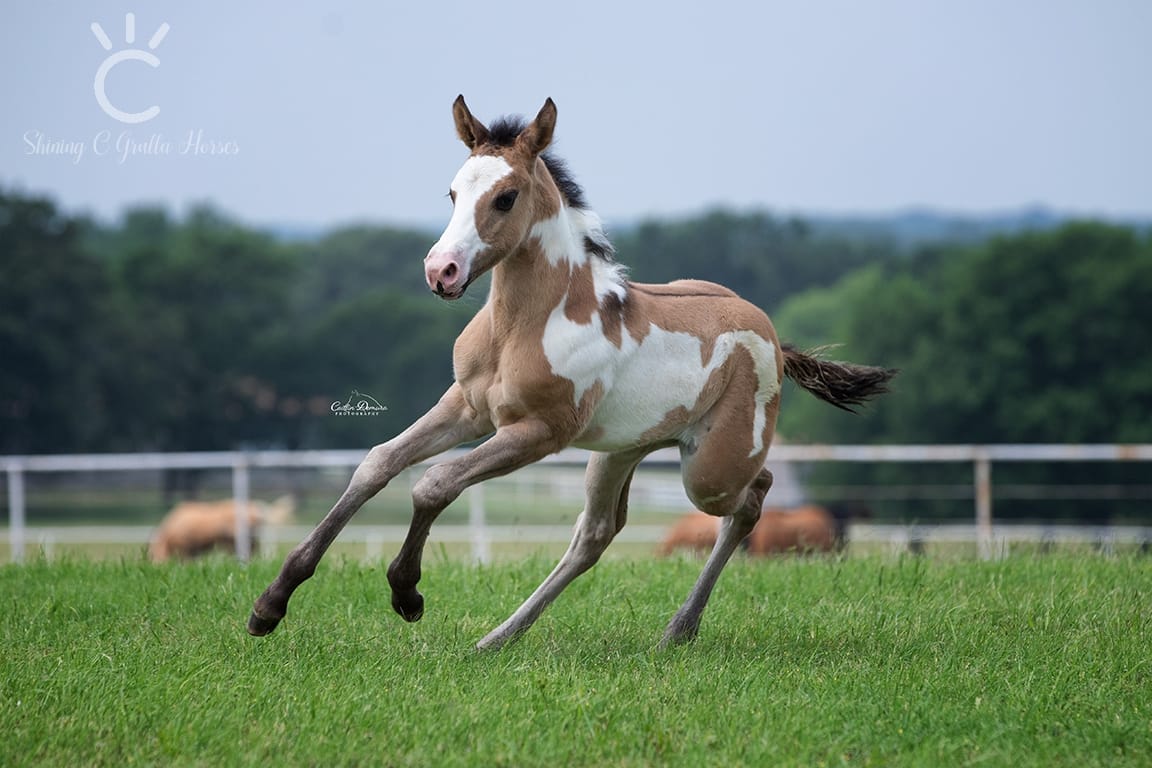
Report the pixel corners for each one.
[659,616,700,649]
[658,631,698,650]
[247,609,282,636]
[391,588,424,622]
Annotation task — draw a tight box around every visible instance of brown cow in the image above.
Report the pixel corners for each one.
[659,504,867,557]
[149,495,295,562]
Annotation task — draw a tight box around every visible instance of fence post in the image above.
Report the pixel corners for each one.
[232,455,251,562]
[468,483,490,565]
[974,450,993,560]
[7,463,25,564]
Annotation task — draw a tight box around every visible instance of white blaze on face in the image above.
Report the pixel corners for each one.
[430,154,514,272]
[542,304,779,457]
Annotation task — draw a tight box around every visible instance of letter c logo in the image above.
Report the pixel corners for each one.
[94,49,160,124]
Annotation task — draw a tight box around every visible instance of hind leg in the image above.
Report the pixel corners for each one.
[476,447,648,651]
[661,391,780,646]
[661,467,773,646]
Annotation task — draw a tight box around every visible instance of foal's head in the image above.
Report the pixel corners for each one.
[425,95,563,300]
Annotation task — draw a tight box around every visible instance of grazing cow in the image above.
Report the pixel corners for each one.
[149,495,295,562]
[660,504,868,556]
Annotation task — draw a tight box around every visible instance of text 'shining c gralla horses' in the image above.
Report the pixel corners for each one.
[248,96,896,650]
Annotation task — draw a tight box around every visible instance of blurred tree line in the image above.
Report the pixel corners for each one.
[2,186,1150,520]
[1,189,473,453]
[773,221,1152,522]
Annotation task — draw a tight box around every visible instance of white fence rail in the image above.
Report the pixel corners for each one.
[16,522,1152,565]
[4,444,1152,563]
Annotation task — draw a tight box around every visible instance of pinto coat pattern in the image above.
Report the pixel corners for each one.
[248,97,895,649]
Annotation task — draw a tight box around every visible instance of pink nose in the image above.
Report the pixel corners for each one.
[425,251,464,296]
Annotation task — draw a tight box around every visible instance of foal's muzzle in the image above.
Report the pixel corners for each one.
[425,249,467,299]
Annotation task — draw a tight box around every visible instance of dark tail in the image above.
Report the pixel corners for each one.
[782,343,897,413]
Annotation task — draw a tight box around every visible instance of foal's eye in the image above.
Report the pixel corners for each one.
[448,190,456,204]
[493,190,519,212]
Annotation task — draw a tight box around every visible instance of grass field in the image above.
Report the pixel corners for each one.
[2,552,1150,766]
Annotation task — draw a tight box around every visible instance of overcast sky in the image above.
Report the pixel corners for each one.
[2,1,1150,230]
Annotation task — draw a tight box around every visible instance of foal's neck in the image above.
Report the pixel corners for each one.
[489,207,592,322]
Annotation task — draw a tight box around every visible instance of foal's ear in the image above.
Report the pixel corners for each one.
[518,97,557,157]
[452,94,490,150]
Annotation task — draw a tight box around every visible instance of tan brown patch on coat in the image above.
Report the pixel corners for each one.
[598,290,626,348]
[630,280,739,299]
[698,335,719,368]
[676,343,782,516]
[620,287,651,346]
[556,262,629,348]
[574,380,607,434]
[624,280,763,359]
[562,262,598,326]
[637,405,693,445]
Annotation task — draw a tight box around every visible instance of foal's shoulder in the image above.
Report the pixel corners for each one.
[452,305,496,376]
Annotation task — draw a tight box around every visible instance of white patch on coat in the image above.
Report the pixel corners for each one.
[530,210,628,303]
[430,155,514,272]
[542,303,779,456]
[531,211,586,268]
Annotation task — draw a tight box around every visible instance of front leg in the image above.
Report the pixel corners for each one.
[386,419,562,623]
[247,385,489,637]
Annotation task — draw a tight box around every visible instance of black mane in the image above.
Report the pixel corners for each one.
[485,115,589,211]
